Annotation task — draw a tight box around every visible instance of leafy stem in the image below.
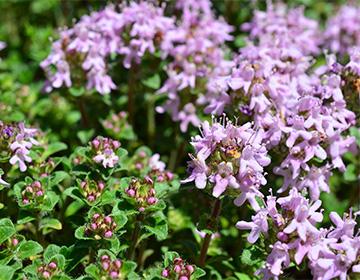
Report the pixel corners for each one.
[199,198,222,267]
[127,213,144,261]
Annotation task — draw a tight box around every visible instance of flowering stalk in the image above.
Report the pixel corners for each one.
[127,214,144,261]
[199,198,222,267]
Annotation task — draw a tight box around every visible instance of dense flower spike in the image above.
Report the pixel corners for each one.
[125,176,158,212]
[98,255,122,279]
[79,179,105,203]
[85,213,117,239]
[91,136,120,168]
[161,256,195,280]
[21,181,45,206]
[324,5,360,55]
[157,0,233,132]
[41,2,174,94]
[237,189,360,279]
[37,261,59,279]
[183,117,270,210]
[0,121,39,172]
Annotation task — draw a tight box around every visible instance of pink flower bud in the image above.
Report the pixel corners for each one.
[144,176,153,184]
[104,231,113,238]
[104,216,112,224]
[101,255,109,261]
[276,232,289,242]
[25,186,33,193]
[87,195,95,202]
[92,138,101,148]
[166,172,174,180]
[112,140,120,149]
[138,151,146,158]
[91,223,97,230]
[98,181,105,190]
[174,264,182,273]
[36,190,43,197]
[33,181,41,188]
[48,262,57,270]
[12,238,18,246]
[126,188,136,197]
[114,259,122,268]
[135,163,143,170]
[119,111,126,118]
[110,271,118,279]
[23,198,29,204]
[179,276,189,280]
[42,271,50,279]
[157,175,164,182]
[93,213,100,220]
[80,181,87,189]
[161,269,169,277]
[147,197,157,205]
[102,261,110,270]
[174,257,182,264]
[186,265,194,274]
[139,207,145,212]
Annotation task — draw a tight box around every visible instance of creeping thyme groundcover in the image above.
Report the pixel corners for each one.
[0,0,359,279]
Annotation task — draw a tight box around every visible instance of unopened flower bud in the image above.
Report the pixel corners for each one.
[161,269,169,277]
[12,238,18,246]
[42,271,50,279]
[174,264,182,273]
[48,262,57,270]
[92,139,100,149]
[104,216,112,224]
[186,265,194,274]
[114,259,122,268]
[104,230,113,238]
[102,261,110,270]
[110,271,118,279]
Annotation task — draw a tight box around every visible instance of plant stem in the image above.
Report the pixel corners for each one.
[128,66,137,127]
[199,199,222,267]
[127,214,143,260]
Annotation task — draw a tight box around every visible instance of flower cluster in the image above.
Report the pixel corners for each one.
[98,254,122,279]
[130,150,174,182]
[85,213,117,239]
[183,117,270,210]
[161,257,195,280]
[41,2,173,94]
[21,181,44,205]
[202,4,357,201]
[157,0,233,132]
[37,261,59,279]
[324,5,360,55]
[0,237,19,251]
[102,111,134,140]
[79,179,105,203]
[0,121,39,172]
[237,188,360,279]
[91,136,120,168]
[125,177,158,212]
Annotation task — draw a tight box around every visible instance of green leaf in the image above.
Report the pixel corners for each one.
[0,218,15,243]
[142,74,161,89]
[234,272,252,280]
[42,191,59,211]
[17,240,43,259]
[77,130,95,145]
[344,164,357,182]
[192,267,206,279]
[44,244,61,263]
[0,265,15,280]
[41,142,67,161]
[69,87,85,97]
[144,221,168,241]
[75,226,92,240]
[65,200,85,217]
[40,218,62,234]
[85,264,99,278]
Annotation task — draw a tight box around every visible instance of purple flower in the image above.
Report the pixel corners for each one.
[236,209,269,243]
